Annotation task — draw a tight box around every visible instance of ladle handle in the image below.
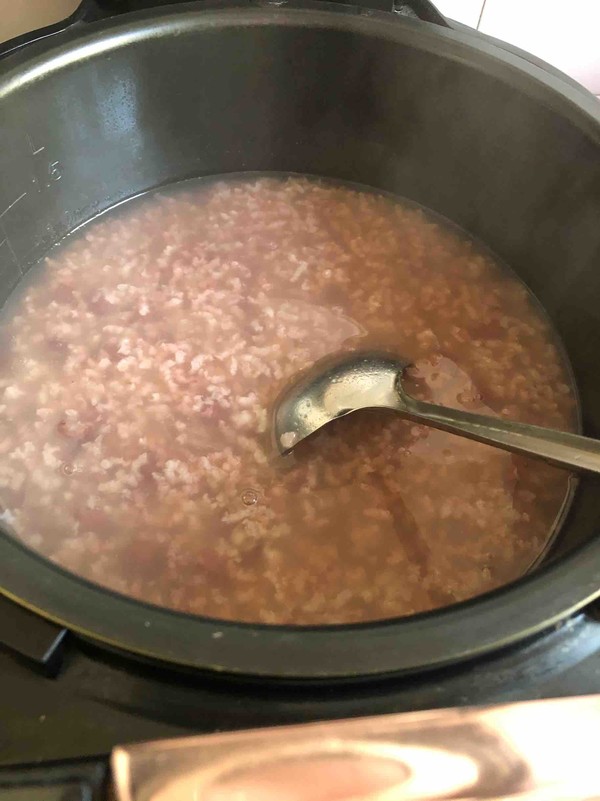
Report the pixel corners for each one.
[403,396,600,474]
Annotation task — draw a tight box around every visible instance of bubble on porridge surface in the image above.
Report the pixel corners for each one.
[241,488,259,506]
[0,172,577,625]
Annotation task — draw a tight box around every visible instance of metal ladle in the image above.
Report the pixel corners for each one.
[273,351,600,474]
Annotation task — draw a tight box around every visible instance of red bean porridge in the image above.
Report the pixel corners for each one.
[0,175,577,624]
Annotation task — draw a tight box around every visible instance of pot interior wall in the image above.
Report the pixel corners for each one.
[1,9,600,563]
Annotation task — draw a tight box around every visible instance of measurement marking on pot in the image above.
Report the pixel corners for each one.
[0,193,26,272]
[0,192,27,218]
[0,236,22,273]
[26,132,45,156]
[48,161,62,182]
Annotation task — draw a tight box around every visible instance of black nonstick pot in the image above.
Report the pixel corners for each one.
[0,0,599,680]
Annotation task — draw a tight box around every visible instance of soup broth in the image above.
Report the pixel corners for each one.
[0,175,577,624]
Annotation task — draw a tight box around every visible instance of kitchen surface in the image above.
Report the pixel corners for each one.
[436,0,600,97]
[2,0,600,100]
[1,0,80,43]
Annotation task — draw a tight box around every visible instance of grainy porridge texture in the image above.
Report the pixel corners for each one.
[0,176,577,624]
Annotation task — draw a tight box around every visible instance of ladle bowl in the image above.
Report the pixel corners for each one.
[274,351,600,475]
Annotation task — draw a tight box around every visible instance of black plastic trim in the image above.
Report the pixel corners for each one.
[0,759,108,801]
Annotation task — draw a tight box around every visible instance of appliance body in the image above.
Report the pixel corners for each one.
[0,0,599,785]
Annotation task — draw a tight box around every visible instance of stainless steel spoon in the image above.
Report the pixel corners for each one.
[273,351,600,474]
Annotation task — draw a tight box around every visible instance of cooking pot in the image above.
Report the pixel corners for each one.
[0,0,599,680]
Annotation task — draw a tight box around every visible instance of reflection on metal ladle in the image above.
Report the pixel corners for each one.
[273,351,600,474]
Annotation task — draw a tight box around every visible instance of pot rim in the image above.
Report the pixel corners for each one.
[0,2,599,679]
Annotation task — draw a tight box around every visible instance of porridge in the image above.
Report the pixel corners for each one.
[0,175,577,624]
